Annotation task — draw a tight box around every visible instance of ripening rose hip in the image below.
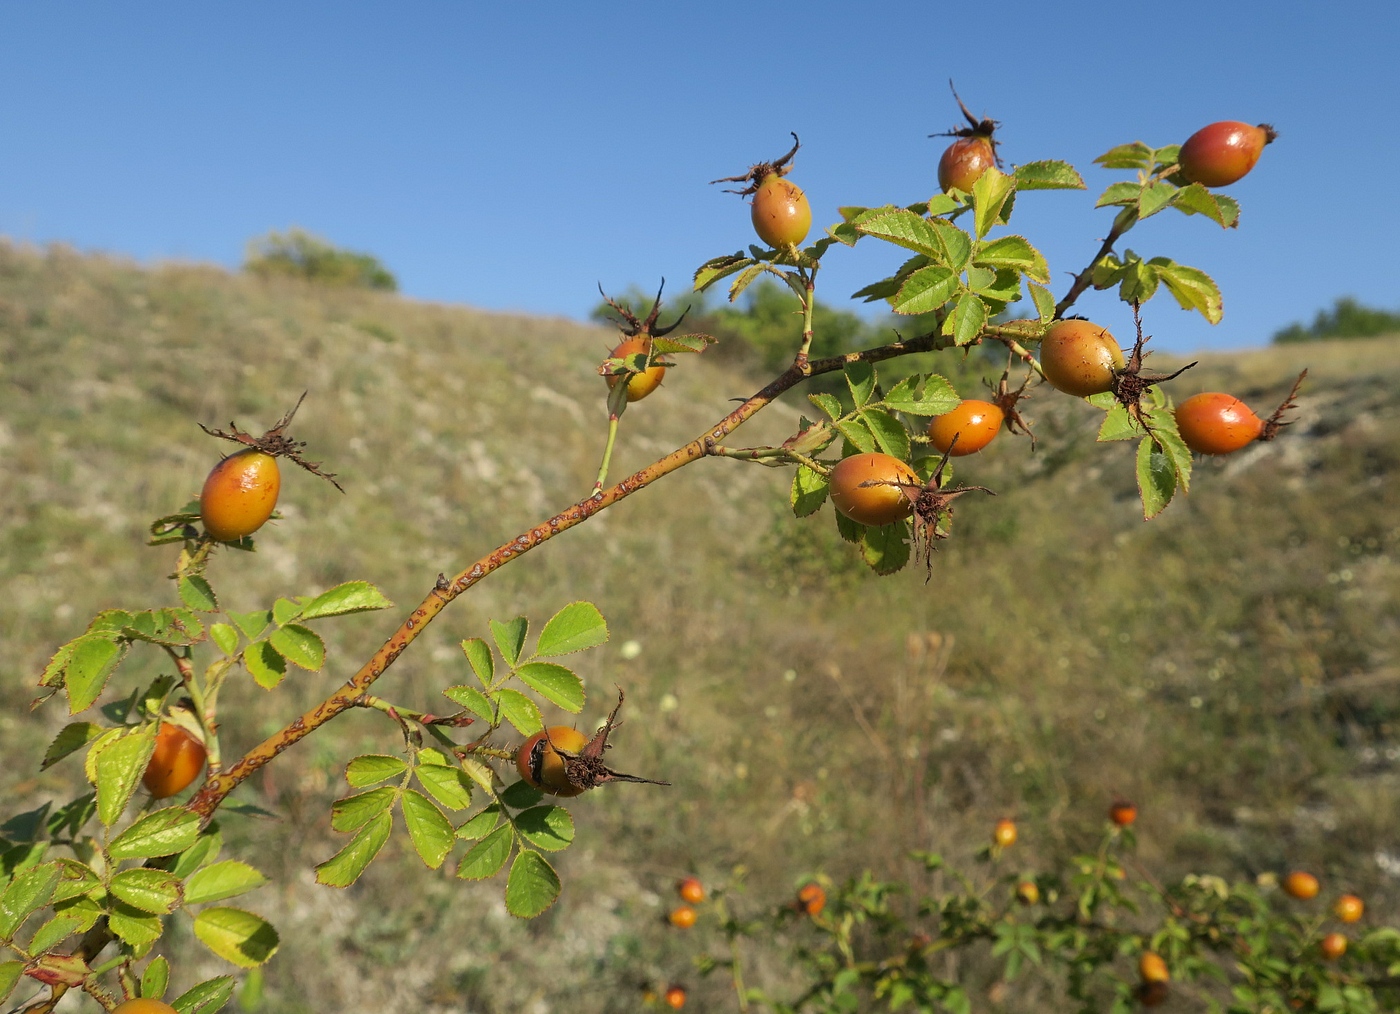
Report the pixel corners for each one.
[1109,800,1138,827]
[797,883,826,917]
[1320,932,1348,960]
[516,726,590,798]
[1283,870,1320,900]
[993,818,1017,847]
[142,722,207,799]
[928,400,1004,456]
[1175,392,1264,455]
[677,877,705,905]
[1039,320,1124,398]
[1178,121,1276,188]
[1334,894,1365,923]
[200,449,281,542]
[939,135,997,193]
[606,337,666,403]
[114,999,179,1014]
[1139,952,1170,984]
[751,174,811,248]
[828,453,918,527]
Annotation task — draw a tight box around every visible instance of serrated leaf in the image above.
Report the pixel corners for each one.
[1151,259,1223,324]
[693,253,752,292]
[1137,437,1176,519]
[494,689,543,735]
[345,755,407,788]
[505,849,560,919]
[834,509,865,544]
[1145,403,1192,494]
[859,408,911,460]
[0,862,60,938]
[845,361,876,407]
[516,806,575,852]
[0,960,22,1002]
[63,634,128,714]
[944,292,988,347]
[401,790,455,869]
[1028,283,1056,324]
[205,623,237,657]
[459,757,496,793]
[1117,256,1159,304]
[142,954,170,1000]
[727,262,767,302]
[490,617,528,668]
[972,167,1015,238]
[457,805,502,840]
[1095,181,1141,208]
[834,419,875,454]
[1012,160,1085,190]
[415,761,473,811]
[882,374,959,416]
[807,392,843,421]
[315,810,391,887]
[243,641,286,690]
[50,859,98,903]
[95,725,157,826]
[891,265,959,315]
[534,602,607,658]
[297,581,392,620]
[330,787,398,833]
[652,332,715,355]
[456,824,513,880]
[500,780,545,810]
[179,576,218,612]
[184,860,268,905]
[172,976,235,1014]
[270,598,302,626]
[228,611,271,641]
[443,684,493,721]
[1169,182,1240,228]
[516,663,585,713]
[108,901,163,948]
[267,624,324,671]
[51,894,101,935]
[109,807,202,860]
[975,235,1049,283]
[193,907,279,968]
[861,522,911,576]
[1098,403,1142,442]
[110,869,183,914]
[1095,141,1154,170]
[853,208,949,261]
[41,722,102,771]
[170,829,223,879]
[791,465,829,518]
[1138,181,1178,219]
[28,913,83,955]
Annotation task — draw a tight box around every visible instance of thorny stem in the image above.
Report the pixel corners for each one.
[703,442,827,476]
[794,267,817,368]
[1055,212,1135,319]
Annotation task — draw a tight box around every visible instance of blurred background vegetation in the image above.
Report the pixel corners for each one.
[0,241,1396,1012]
[243,229,397,292]
[1272,295,1400,344]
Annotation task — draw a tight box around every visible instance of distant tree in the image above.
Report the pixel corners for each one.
[1273,295,1400,343]
[244,228,397,291]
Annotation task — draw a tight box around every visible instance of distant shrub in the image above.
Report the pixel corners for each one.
[1273,296,1400,343]
[244,228,397,291]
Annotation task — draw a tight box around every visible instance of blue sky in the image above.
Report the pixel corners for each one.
[2,1,1396,352]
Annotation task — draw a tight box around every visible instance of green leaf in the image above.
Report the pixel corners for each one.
[315,810,392,887]
[170,829,223,879]
[179,576,218,612]
[852,208,949,260]
[243,641,286,690]
[457,824,514,880]
[141,954,170,1000]
[944,292,988,346]
[401,790,455,869]
[193,907,280,968]
[790,465,829,518]
[1012,160,1086,190]
[975,235,1049,283]
[1151,259,1223,324]
[834,510,865,545]
[457,804,502,840]
[861,523,911,576]
[500,780,545,810]
[1095,141,1154,170]
[494,689,543,735]
[64,634,128,714]
[972,166,1015,237]
[516,806,575,853]
[270,598,302,626]
[1137,437,1176,519]
[297,581,392,620]
[27,913,83,955]
[330,787,398,833]
[108,901,163,949]
[1028,283,1055,323]
[207,623,238,657]
[0,961,22,1002]
[443,684,493,721]
[110,869,183,914]
[267,624,324,671]
[51,894,102,934]
[726,262,768,302]
[490,617,528,667]
[1095,181,1141,208]
[184,861,268,906]
[1138,181,1178,219]
[108,807,202,860]
[505,849,560,919]
[516,662,585,713]
[415,761,473,811]
[859,408,911,460]
[458,757,496,794]
[458,638,494,687]
[1169,183,1240,228]
[228,610,271,641]
[891,265,959,315]
[807,392,843,421]
[50,859,98,903]
[882,374,959,417]
[345,755,408,788]
[1145,401,1193,494]
[834,418,875,454]
[1097,403,1142,442]
[94,725,157,827]
[171,976,236,1014]
[0,862,60,939]
[693,252,752,292]
[844,361,876,407]
[534,602,608,658]
[41,722,103,771]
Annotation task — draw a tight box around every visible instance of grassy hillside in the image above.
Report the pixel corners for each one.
[1,242,1397,1012]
